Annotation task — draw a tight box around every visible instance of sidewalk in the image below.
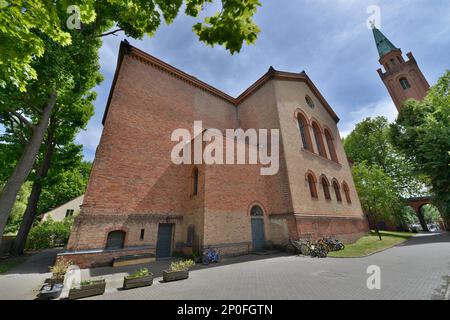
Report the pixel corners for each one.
[0,249,61,300]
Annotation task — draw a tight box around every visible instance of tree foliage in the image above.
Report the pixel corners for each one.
[351,161,411,228]
[390,71,450,228]
[0,0,261,91]
[25,216,75,250]
[343,116,427,198]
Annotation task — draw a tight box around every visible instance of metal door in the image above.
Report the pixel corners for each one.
[156,223,173,258]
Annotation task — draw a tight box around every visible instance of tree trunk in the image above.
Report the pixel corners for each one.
[0,92,57,247]
[10,123,56,256]
[417,208,430,232]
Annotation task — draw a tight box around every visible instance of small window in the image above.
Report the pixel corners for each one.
[192,167,199,196]
[65,209,74,218]
[140,229,145,240]
[307,173,318,199]
[333,181,342,202]
[305,95,315,109]
[400,78,411,90]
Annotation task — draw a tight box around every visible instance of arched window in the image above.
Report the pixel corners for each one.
[343,182,351,204]
[307,173,318,199]
[399,78,411,90]
[250,205,264,217]
[106,230,125,250]
[192,167,199,196]
[297,115,312,151]
[312,122,327,158]
[324,129,338,163]
[333,180,342,202]
[321,176,331,200]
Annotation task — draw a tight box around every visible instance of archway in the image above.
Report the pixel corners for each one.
[419,204,442,231]
[406,197,446,232]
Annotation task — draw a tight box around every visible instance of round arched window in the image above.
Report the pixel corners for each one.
[305,95,315,109]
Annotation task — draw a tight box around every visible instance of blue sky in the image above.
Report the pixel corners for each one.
[76,0,450,161]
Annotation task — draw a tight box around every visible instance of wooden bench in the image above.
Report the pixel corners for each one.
[112,253,156,267]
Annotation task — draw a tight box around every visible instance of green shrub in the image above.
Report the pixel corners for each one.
[170,259,195,272]
[128,268,151,279]
[25,216,74,251]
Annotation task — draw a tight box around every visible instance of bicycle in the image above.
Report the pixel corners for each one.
[202,247,220,265]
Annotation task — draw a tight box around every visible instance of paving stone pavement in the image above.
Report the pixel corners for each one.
[87,232,450,300]
[1,233,449,300]
[0,248,61,300]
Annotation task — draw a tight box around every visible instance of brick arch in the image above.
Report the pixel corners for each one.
[406,196,435,232]
[293,108,310,124]
[310,119,327,158]
[305,170,317,183]
[247,201,267,217]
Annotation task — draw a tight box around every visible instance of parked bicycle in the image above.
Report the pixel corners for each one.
[202,247,220,265]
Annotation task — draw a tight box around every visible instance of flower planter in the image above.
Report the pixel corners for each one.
[68,279,106,300]
[163,269,189,282]
[123,273,154,290]
[44,277,64,285]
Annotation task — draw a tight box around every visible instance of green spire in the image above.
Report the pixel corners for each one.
[372,27,398,58]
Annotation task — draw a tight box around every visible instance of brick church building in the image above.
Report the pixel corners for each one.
[62,41,368,267]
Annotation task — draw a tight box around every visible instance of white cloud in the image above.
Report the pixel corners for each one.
[339,97,398,138]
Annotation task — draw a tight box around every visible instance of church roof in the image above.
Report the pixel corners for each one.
[102,41,340,125]
[372,27,398,58]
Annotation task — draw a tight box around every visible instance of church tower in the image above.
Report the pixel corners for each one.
[373,27,430,111]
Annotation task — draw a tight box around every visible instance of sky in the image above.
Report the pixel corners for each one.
[76,0,450,161]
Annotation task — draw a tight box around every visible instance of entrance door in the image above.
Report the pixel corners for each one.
[250,205,266,252]
[156,223,173,258]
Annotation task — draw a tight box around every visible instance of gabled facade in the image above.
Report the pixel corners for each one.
[61,41,367,268]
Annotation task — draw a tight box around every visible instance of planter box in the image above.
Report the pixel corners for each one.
[123,273,154,290]
[163,269,189,282]
[44,277,64,285]
[68,279,106,300]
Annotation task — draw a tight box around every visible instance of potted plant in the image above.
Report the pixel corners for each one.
[68,279,106,300]
[45,259,72,285]
[123,268,154,290]
[163,259,195,282]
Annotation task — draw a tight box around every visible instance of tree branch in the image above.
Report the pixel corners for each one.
[10,110,34,131]
[97,28,123,37]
